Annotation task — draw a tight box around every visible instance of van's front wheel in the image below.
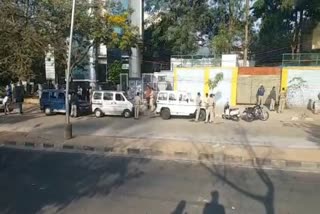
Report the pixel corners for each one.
[199,109,206,121]
[123,109,131,118]
[94,109,103,118]
[161,108,171,120]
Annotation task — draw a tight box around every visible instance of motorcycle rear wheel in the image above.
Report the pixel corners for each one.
[259,110,269,121]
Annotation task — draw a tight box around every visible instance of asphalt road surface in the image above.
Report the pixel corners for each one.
[1,148,320,214]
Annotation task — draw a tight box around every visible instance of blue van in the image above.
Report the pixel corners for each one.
[40,89,90,116]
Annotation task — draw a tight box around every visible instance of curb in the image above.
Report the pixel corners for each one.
[1,139,320,173]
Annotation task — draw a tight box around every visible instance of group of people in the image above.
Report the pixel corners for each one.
[133,84,155,120]
[256,84,287,113]
[195,92,216,123]
[2,81,25,115]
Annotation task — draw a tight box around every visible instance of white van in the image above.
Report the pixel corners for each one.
[91,91,133,118]
[156,91,206,120]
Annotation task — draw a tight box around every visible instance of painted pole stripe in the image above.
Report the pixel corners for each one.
[204,67,210,95]
[231,67,238,106]
[281,68,288,90]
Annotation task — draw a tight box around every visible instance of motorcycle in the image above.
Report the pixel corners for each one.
[222,102,240,121]
[242,105,269,121]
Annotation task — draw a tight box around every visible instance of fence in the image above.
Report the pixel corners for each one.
[282,53,320,66]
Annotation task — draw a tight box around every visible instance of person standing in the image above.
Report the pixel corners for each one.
[203,93,209,123]
[149,87,155,112]
[269,86,277,111]
[195,92,202,122]
[206,94,215,123]
[257,84,265,105]
[134,92,141,119]
[14,81,25,114]
[70,92,79,117]
[278,87,287,113]
[77,85,82,100]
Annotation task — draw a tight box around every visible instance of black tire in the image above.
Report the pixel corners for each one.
[44,107,52,116]
[259,110,269,121]
[242,111,254,122]
[123,109,131,118]
[232,115,240,121]
[94,109,103,118]
[199,109,206,121]
[161,108,171,120]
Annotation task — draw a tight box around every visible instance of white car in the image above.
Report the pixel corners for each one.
[91,91,133,118]
[156,91,206,120]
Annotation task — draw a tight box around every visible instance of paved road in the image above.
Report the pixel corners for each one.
[1,148,320,214]
[0,112,319,148]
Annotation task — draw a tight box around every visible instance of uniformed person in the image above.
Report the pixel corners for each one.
[278,87,287,113]
[206,94,215,123]
[134,92,141,119]
[195,92,202,122]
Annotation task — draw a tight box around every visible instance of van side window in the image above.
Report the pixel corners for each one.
[103,92,113,100]
[169,93,176,101]
[93,92,102,100]
[42,92,49,99]
[58,93,65,99]
[158,93,168,101]
[116,93,125,101]
[50,92,57,99]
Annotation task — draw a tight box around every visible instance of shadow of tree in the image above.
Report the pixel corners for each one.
[304,123,320,145]
[0,148,147,214]
[200,125,275,214]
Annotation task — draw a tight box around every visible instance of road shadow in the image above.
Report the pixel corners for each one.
[0,148,147,214]
[202,191,225,214]
[304,123,320,145]
[171,200,187,214]
[199,125,275,214]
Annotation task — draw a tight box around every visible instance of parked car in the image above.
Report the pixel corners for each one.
[40,89,90,116]
[91,90,133,118]
[156,91,206,120]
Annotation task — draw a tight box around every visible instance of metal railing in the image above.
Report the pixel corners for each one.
[282,53,320,66]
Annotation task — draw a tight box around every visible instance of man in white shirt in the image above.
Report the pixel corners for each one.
[134,92,141,119]
[3,96,10,115]
[195,92,202,122]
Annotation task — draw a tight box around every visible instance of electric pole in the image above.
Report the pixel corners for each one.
[243,0,249,67]
[64,0,76,140]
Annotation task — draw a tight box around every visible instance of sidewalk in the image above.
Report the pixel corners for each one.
[1,131,320,172]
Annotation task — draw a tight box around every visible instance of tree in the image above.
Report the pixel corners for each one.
[0,0,139,82]
[108,60,123,84]
[207,72,224,90]
[144,0,215,55]
[252,0,320,65]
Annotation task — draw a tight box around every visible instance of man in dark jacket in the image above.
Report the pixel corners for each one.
[269,86,277,111]
[14,81,25,114]
[257,84,265,106]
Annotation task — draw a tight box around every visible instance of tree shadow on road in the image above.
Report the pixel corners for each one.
[304,123,320,145]
[199,125,275,214]
[0,148,147,214]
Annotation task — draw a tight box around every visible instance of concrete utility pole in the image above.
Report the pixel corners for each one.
[64,0,76,140]
[243,0,249,67]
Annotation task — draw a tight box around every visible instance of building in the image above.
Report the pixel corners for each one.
[72,0,143,87]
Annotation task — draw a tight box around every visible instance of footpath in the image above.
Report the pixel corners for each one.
[0,103,320,172]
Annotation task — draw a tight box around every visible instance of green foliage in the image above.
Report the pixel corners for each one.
[252,0,320,65]
[0,0,139,83]
[144,0,214,55]
[207,72,224,90]
[108,61,123,84]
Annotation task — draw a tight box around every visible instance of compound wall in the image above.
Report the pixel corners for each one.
[173,67,238,107]
[281,67,320,107]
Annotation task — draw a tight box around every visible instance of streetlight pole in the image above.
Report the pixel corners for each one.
[243,0,249,67]
[65,0,76,139]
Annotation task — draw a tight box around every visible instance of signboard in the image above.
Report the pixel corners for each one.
[45,47,55,80]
